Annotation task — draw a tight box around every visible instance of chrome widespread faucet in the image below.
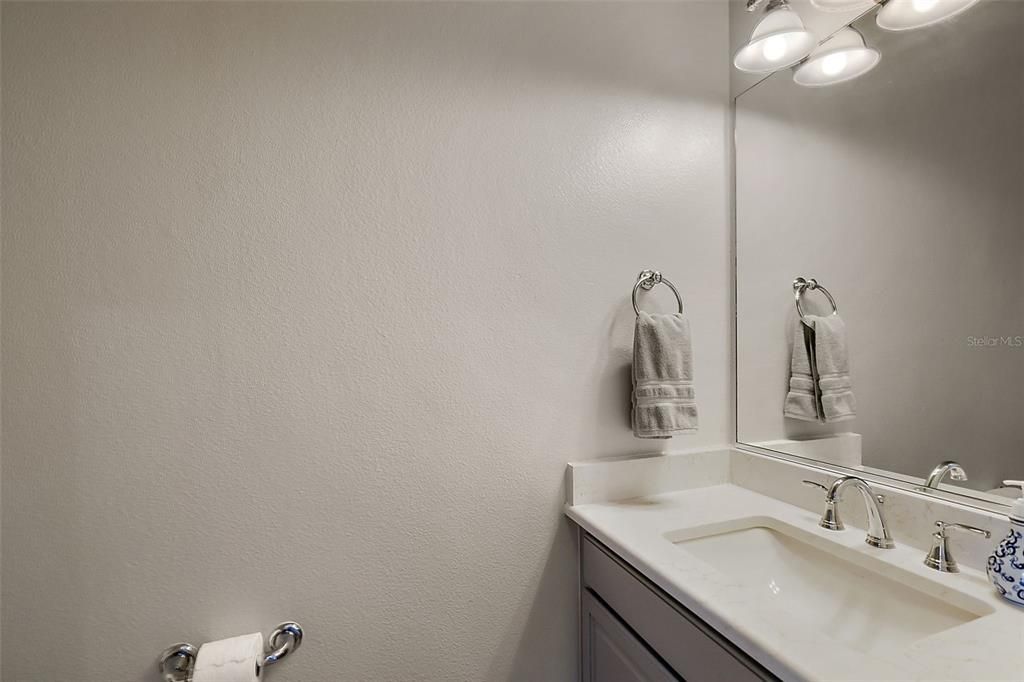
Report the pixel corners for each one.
[924,460,968,489]
[802,476,895,549]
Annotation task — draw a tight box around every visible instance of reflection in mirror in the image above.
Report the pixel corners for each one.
[735,0,1024,504]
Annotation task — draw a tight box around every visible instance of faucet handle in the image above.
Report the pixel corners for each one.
[802,480,845,531]
[924,521,991,573]
[936,521,991,539]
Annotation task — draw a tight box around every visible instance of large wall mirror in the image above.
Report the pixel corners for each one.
[735,0,1023,507]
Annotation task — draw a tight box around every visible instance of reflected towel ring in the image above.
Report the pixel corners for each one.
[793,276,838,324]
[633,270,684,317]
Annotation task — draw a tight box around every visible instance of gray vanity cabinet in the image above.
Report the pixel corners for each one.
[580,532,777,682]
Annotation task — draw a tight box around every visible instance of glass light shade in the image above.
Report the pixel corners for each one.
[876,0,981,31]
[733,8,817,73]
[793,27,880,86]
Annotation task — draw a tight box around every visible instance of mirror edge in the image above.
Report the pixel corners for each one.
[735,443,1015,514]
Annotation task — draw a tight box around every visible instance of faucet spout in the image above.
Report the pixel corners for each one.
[924,461,968,489]
[825,476,895,549]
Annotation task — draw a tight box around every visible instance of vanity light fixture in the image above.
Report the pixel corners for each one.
[875,0,981,31]
[734,0,817,74]
[793,27,881,87]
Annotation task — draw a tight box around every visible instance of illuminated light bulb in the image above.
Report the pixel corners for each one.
[878,0,981,31]
[821,51,849,76]
[762,35,789,62]
[793,27,879,87]
[733,7,816,73]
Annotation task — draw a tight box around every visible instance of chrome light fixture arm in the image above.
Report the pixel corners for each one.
[746,0,790,11]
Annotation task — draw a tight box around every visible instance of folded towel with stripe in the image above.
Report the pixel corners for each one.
[632,312,699,438]
[785,314,856,423]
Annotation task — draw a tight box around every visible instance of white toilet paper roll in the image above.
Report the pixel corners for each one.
[193,632,264,682]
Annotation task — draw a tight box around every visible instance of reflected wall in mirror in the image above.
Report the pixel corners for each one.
[735,0,1024,504]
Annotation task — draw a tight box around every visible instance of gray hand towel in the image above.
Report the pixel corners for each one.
[783,318,820,422]
[784,314,856,423]
[632,312,699,438]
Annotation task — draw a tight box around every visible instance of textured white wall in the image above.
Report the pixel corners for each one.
[1,2,730,680]
[736,1,1024,491]
[0,3,3,671]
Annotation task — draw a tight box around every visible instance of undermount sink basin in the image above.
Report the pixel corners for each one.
[665,517,994,654]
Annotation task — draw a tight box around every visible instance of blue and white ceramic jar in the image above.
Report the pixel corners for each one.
[987,497,1024,606]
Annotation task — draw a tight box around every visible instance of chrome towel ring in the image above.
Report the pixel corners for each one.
[633,270,684,317]
[793,276,838,324]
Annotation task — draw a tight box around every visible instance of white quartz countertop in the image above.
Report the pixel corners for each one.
[567,484,1024,682]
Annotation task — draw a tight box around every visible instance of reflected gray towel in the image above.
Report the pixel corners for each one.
[784,314,856,423]
[632,312,698,438]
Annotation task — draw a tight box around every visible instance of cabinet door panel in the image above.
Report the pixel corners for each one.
[582,589,677,682]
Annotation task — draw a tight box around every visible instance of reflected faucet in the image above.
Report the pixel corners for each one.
[924,461,968,489]
[802,476,895,549]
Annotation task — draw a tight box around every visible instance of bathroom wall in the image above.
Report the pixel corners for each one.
[0,4,3,671]
[736,1,1024,489]
[1,3,730,680]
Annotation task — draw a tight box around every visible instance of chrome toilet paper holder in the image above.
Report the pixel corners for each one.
[158,621,303,682]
